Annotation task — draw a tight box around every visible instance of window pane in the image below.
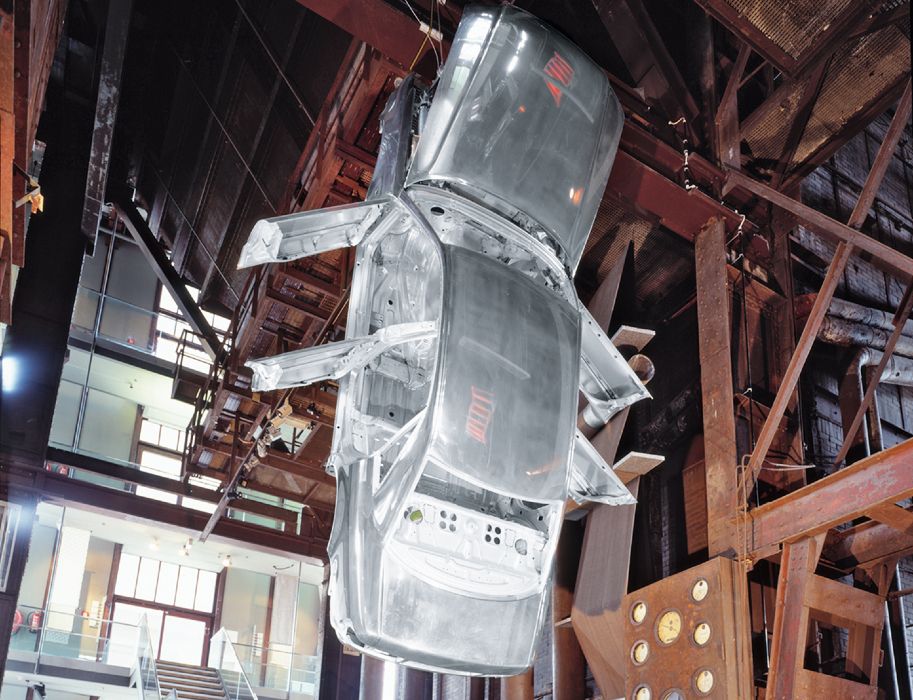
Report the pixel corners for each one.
[135,485,179,504]
[139,419,159,445]
[155,337,179,363]
[195,570,217,613]
[114,553,139,598]
[139,449,181,478]
[175,567,198,609]
[156,562,179,606]
[155,315,177,337]
[183,497,217,514]
[159,288,179,314]
[135,557,160,600]
[159,426,180,452]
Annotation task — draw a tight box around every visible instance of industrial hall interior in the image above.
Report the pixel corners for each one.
[0,0,912,698]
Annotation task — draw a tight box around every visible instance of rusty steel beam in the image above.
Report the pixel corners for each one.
[81,0,132,248]
[694,217,739,557]
[724,167,913,279]
[749,438,913,558]
[294,0,444,73]
[607,150,747,241]
[743,242,853,488]
[782,74,909,191]
[833,281,913,467]
[715,42,750,170]
[824,519,913,570]
[766,536,822,699]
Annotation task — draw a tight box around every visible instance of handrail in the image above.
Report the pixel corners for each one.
[209,628,258,700]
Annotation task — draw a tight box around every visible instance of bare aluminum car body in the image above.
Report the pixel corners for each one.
[238,5,651,675]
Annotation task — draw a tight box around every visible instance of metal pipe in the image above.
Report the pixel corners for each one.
[896,563,913,699]
[819,316,913,359]
[844,348,913,388]
[884,601,902,700]
[798,294,913,338]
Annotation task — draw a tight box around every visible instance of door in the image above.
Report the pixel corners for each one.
[110,601,208,666]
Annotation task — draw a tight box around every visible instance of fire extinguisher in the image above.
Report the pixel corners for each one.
[11,609,22,635]
[27,610,42,633]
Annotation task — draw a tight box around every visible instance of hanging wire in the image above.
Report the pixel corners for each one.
[141,162,242,303]
[233,0,317,126]
[166,43,278,215]
[668,117,697,191]
[401,0,440,70]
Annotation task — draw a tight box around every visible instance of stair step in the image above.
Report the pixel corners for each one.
[157,669,221,680]
[162,688,225,700]
[158,678,222,688]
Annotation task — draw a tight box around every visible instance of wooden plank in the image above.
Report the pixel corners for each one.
[750,437,913,556]
[570,479,639,699]
[845,78,913,230]
[694,217,739,556]
[766,537,821,699]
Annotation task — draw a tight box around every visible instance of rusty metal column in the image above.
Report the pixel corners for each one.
[694,216,739,556]
[766,536,823,699]
[500,670,534,700]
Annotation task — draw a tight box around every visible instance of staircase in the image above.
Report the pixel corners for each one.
[156,661,228,700]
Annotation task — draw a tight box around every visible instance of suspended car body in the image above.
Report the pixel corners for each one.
[237,5,653,676]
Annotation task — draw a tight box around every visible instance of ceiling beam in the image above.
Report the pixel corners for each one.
[294,0,444,74]
[18,469,327,559]
[81,0,132,251]
[590,0,700,133]
[46,447,301,527]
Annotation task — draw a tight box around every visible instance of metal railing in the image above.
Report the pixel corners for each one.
[8,603,161,695]
[136,614,163,700]
[180,266,264,482]
[226,641,319,695]
[209,629,258,700]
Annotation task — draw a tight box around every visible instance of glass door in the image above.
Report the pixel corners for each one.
[110,601,209,666]
[109,601,164,667]
[159,612,208,665]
